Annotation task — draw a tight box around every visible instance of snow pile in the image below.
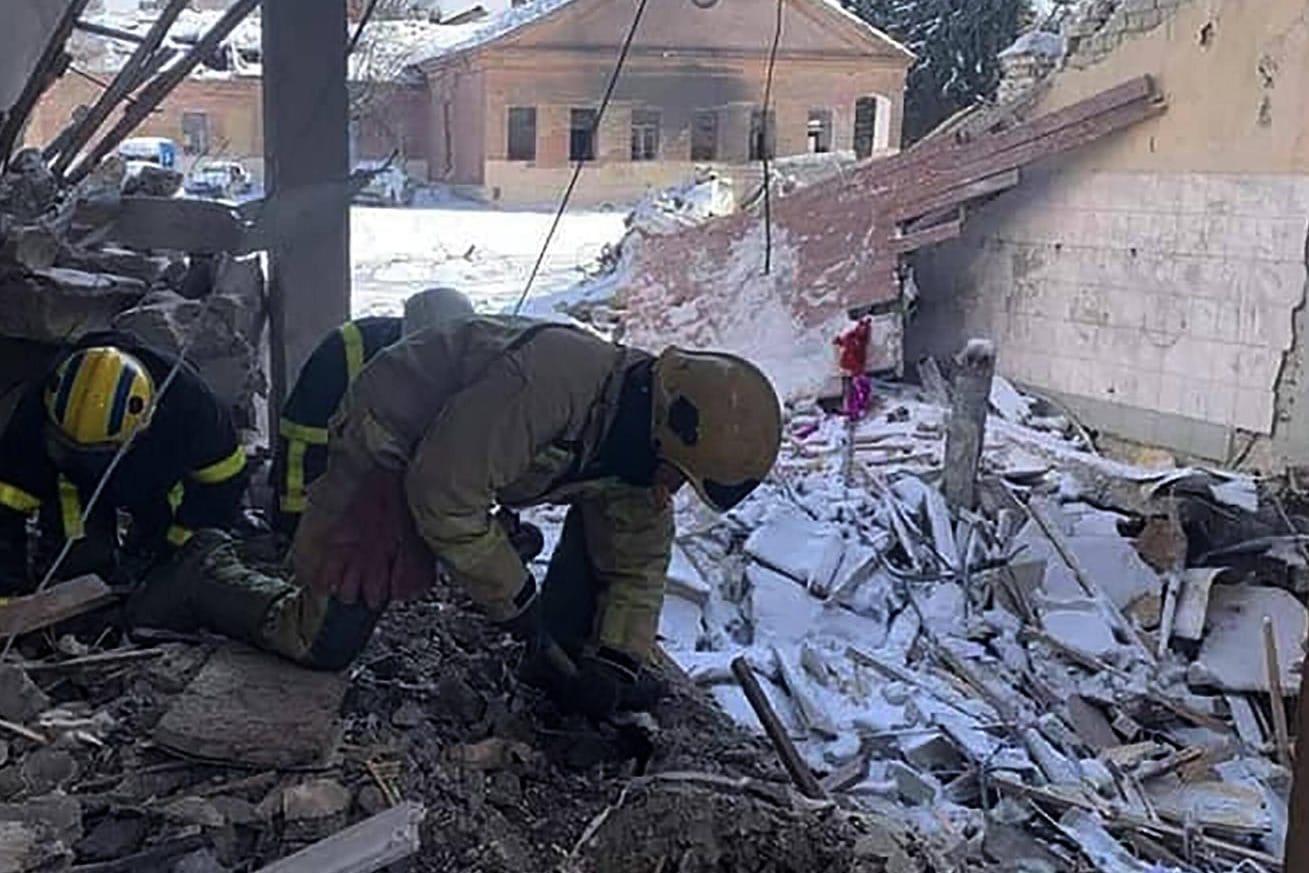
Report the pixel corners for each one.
[626,171,736,236]
[998,29,1065,60]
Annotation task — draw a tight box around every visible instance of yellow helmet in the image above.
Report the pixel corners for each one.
[44,347,155,447]
[651,348,782,512]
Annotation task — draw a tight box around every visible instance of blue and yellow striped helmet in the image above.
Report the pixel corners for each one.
[44,347,155,447]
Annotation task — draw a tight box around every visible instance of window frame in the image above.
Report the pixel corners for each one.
[691,109,718,162]
[506,106,538,162]
[569,108,598,163]
[854,96,879,159]
[807,108,833,154]
[630,109,661,161]
[748,108,775,162]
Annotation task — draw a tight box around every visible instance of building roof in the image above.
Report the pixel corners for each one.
[410,0,915,66]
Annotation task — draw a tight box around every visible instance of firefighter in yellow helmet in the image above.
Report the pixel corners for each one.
[0,333,248,593]
[130,316,780,719]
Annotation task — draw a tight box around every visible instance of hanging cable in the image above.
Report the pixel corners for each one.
[761,0,784,276]
[511,0,651,316]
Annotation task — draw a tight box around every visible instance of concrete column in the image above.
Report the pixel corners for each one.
[262,0,351,417]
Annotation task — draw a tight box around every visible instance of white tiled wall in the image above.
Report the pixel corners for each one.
[953,171,1309,435]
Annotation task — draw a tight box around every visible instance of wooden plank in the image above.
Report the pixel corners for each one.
[0,575,115,639]
[1264,617,1293,767]
[50,0,191,175]
[0,0,97,167]
[891,215,964,253]
[254,802,425,873]
[886,96,1164,214]
[943,340,995,512]
[864,76,1155,187]
[890,170,1020,222]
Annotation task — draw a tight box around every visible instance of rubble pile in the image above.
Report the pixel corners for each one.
[0,149,266,429]
[643,372,1297,871]
[0,558,924,873]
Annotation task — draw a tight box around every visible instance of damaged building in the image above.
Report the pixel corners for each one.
[910,0,1309,468]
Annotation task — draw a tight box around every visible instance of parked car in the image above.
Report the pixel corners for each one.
[353,161,413,206]
[183,160,253,201]
[118,137,178,170]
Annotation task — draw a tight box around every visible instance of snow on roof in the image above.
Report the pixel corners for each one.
[408,0,578,65]
[818,0,916,60]
[412,0,915,66]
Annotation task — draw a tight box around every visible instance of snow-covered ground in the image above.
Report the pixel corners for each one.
[350,198,627,317]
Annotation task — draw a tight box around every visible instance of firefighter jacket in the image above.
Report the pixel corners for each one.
[0,332,248,577]
[293,316,673,664]
[273,317,401,531]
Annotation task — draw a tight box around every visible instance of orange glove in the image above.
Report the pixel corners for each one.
[307,469,435,610]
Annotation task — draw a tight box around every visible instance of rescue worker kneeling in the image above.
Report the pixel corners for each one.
[0,335,247,593]
[129,316,781,720]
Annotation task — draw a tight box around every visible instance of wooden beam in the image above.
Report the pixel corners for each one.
[0,0,97,168]
[892,214,964,253]
[67,0,259,184]
[253,803,426,873]
[0,575,116,639]
[51,0,191,175]
[890,169,1019,222]
[731,656,829,801]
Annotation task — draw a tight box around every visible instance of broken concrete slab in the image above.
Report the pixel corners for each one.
[282,780,351,821]
[658,593,703,651]
[1194,586,1308,695]
[0,796,81,847]
[1144,779,1270,835]
[744,509,836,583]
[0,668,49,724]
[1041,604,1120,660]
[0,268,145,343]
[667,542,711,604]
[1066,534,1164,622]
[0,820,69,873]
[153,645,346,769]
[160,796,225,829]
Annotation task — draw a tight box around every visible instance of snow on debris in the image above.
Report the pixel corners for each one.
[534,373,1286,866]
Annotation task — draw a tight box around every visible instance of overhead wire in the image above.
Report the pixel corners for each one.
[511,0,651,316]
[761,0,785,276]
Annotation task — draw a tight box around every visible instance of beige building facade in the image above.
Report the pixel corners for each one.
[420,0,912,205]
[909,0,1309,467]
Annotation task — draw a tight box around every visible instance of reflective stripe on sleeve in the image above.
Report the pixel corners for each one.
[340,321,365,383]
[58,476,84,541]
[279,418,330,445]
[0,483,41,514]
[283,439,308,516]
[167,525,193,546]
[190,446,247,485]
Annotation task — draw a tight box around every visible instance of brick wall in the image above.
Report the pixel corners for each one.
[25,73,427,183]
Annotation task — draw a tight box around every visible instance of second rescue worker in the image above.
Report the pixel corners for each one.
[0,332,247,593]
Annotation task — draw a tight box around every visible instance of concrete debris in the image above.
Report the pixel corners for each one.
[153,645,347,769]
[282,780,352,821]
[660,375,1293,870]
[1194,585,1308,694]
[0,668,49,725]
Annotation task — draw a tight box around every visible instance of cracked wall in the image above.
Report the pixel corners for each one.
[909,0,1309,464]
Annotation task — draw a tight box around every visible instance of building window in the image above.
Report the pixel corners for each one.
[507,107,537,161]
[807,109,832,154]
[630,110,660,161]
[570,108,597,162]
[854,97,879,159]
[749,108,775,161]
[181,111,210,156]
[691,110,718,161]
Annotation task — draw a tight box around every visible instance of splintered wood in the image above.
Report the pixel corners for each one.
[154,645,347,769]
[0,575,116,639]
